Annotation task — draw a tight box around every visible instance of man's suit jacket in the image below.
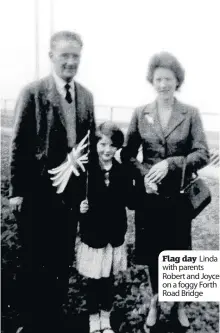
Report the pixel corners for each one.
[10,75,96,200]
[121,98,210,196]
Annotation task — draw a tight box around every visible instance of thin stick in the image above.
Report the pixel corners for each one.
[85,129,90,200]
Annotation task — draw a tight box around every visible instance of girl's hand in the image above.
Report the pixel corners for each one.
[9,196,23,213]
[145,160,169,184]
[80,199,89,214]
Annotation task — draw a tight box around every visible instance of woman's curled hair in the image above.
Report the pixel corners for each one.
[147,51,185,90]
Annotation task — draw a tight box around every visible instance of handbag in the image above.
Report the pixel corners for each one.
[180,159,211,219]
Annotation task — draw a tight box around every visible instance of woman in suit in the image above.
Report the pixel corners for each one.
[121,52,209,329]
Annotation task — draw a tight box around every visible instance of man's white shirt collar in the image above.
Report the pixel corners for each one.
[52,71,75,99]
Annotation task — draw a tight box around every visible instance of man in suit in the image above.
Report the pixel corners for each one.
[9,31,96,333]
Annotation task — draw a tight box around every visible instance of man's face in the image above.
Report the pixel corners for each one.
[49,39,82,81]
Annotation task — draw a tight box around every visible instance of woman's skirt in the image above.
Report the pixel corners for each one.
[135,193,192,265]
[76,242,127,279]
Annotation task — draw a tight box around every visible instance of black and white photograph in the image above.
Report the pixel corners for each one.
[1,1,219,333]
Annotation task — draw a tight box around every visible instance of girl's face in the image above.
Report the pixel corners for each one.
[97,135,117,164]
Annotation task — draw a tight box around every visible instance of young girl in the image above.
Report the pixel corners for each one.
[77,121,133,333]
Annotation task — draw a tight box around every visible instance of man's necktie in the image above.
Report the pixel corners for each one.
[65,83,72,104]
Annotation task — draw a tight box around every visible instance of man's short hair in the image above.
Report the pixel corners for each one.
[50,31,83,50]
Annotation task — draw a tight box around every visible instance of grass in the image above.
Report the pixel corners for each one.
[1,128,219,333]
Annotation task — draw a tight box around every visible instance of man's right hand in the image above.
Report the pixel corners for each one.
[9,197,23,213]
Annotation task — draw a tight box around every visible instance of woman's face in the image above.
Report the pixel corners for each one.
[152,67,177,100]
[97,135,117,164]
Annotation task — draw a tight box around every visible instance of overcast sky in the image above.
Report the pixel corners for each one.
[0,0,220,116]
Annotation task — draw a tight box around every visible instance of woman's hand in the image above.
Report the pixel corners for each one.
[144,179,158,194]
[145,160,169,184]
[80,199,89,214]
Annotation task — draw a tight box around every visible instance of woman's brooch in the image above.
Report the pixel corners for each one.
[144,114,154,124]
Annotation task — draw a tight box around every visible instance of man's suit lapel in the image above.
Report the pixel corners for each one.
[45,75,66,128]
[45,77,88,146]
[163,99,187,139]
[75,82,86,139]
[75,82,86,121]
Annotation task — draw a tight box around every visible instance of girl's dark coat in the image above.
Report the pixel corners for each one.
[79,158,133,248]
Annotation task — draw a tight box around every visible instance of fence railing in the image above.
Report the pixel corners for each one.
[1,105,219,170]
[1,99,219,150]
[209,148,219,166]
[1,103,220,129]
